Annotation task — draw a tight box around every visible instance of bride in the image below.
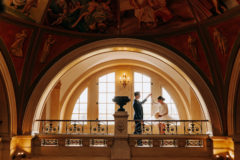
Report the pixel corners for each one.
[152,96,171,134]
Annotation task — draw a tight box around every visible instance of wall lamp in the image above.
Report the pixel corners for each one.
[120,73,130,88]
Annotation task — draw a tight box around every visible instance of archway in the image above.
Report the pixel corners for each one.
[228,49,240,136]
[23,38,222,135]
[0,51,17,136]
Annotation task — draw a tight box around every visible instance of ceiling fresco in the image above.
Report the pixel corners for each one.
[2,0,240,34]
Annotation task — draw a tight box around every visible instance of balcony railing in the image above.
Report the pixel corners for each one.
[35,120,209,135]
[128,120,209,135]
[32,118,213,159]
[36,120,115,135]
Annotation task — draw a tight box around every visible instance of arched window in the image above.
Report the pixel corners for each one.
[134,72,152,120]
[162,88,179,120]
[71,88,88,120]
[98,73,115,121]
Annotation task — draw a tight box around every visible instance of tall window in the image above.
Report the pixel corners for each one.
[134,72,152,120]
[162,88,179,120]
[98,73,115,121]
[71,88,88,121]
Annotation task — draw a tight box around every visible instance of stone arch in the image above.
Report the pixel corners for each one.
[0,51,17,136]
[228,49,240,136]
[23,38,222,135]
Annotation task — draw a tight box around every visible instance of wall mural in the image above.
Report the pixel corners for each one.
[3,0,48,23]
[2,0,240,34]
[45,0,118,33]
[31,32,86,84]
[189,0,240,21]
[120,0,195,34]
[0,20,33,83]
[208,16,240,79]
[156,32,213,83]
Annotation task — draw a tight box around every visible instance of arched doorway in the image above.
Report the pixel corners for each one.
[22,38,222,136]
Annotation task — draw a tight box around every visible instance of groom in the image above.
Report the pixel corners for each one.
[133,92,151,145]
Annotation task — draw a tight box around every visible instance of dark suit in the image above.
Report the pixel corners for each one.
[133,99,147,135]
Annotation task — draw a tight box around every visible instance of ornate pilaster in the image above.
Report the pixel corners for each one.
[111,111,130,160]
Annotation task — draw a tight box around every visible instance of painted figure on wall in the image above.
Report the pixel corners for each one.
[10,30,27,57]
[187,35,199,61]
[130,0,156,29]
[189,0,239,21]
[4,0,48,23]
[39,34,56,63]
[9,0,26,9]
[46,0,116,33]
[120,0,195,34]
[149,0,173,24]
[22,0,38,16]
[213,28,227,55]
[9,0,38,15]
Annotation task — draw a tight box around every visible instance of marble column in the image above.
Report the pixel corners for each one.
[111,111,130,160]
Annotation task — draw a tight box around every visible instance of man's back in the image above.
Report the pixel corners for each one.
[133,99,144,120]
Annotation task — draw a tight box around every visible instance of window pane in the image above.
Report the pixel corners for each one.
[143,104,151,114]
[73,104,79,113]
[107,83,115,92]
[143,83,151,92]
[134,83,142,92]
[107,114,114,120]
[107,93,115,103]
[80,104,87,113]
[99,114,106,120]
[99,93,107,103]
[143,93,151,101]
[71,114,78,120]
[98,73,115,122]
[134,72,142,82]
[99,75,107,82]
[107,73,115,82]
[99,83,107,92]
[79,114,87,120]
[71,88,88,120]
[107,104,115,113]
[143,75,150,82]
[99,104,107,114]
[80,88,88,103]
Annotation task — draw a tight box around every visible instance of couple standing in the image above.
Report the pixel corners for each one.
[133,91,170,135]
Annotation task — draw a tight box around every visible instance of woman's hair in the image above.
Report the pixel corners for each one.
[157,96,165,101]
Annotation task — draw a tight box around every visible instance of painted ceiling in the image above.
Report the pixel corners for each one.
[2,0,240,34]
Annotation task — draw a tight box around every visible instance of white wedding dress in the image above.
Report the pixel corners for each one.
[152,102,172,120]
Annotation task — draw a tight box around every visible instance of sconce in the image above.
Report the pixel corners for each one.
[120,73,130,88]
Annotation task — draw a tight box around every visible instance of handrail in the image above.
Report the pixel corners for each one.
[128,120,209,122]
[36,120,115,122]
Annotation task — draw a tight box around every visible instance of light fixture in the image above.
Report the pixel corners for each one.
[120,73,130,88]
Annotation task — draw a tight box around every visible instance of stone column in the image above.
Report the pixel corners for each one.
[111,111,130,160]
[233,135,240,160]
